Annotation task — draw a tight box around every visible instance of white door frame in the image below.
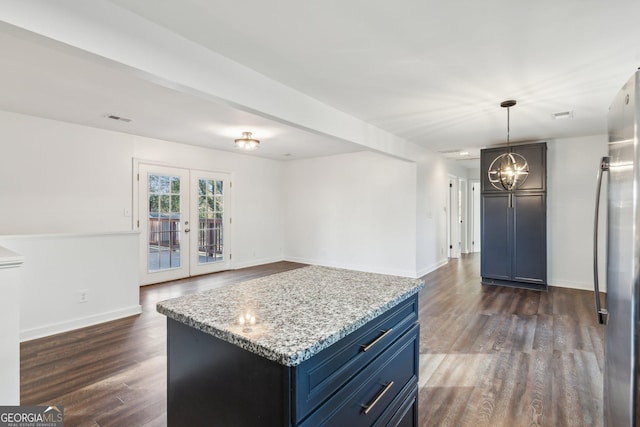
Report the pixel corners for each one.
[470,180,481,253]
[458,177,468,254]
[447,175,460,258]
[133,159,232,285]
[189,170,232,276]
[137,163,191,285]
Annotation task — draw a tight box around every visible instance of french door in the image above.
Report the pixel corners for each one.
[138,164,231,285]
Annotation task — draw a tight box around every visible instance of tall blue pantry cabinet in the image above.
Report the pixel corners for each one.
[480,142,547,290]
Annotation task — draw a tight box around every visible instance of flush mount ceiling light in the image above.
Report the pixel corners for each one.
[234,131,260,151]
[487,100,529,191]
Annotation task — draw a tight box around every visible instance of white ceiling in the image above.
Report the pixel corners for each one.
[2,1,640,164]
[0,25,364,161]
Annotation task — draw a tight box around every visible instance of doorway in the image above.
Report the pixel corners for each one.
[470,181,481,253]
[447,176,460,258]
[137,163,231,285]
[458,177,467,254]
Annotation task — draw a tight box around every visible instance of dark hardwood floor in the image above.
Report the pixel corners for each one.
[21,254,604,426]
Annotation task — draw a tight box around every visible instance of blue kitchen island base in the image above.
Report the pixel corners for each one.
[167,297,420,426]
[158,266,424,426]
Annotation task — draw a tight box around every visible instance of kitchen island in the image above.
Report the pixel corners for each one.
[157,265,424,426]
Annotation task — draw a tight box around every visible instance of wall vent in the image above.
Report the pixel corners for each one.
[552,111,573,120]
[105,114,132,123]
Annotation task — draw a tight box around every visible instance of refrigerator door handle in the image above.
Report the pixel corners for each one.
[593,156,610,325]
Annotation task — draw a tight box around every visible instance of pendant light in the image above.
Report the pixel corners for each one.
[234,131,260,151]
[487,100,529,191]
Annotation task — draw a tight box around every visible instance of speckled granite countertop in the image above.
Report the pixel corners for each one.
[156,265,424,366]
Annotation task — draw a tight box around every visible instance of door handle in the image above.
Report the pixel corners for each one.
[184,228,190,233]
[593,156,609,325]
[360,329,393,352]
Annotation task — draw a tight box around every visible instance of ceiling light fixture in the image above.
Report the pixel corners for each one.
[487,100,529,191]
[234,131,260,151]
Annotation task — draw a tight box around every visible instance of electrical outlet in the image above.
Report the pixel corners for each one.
[78,289,89,303]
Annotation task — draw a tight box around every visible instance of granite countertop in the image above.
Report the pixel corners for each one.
[156,265,424,366]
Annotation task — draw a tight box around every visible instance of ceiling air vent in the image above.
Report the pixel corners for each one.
[552,111,573,120]
[105,114,132,123]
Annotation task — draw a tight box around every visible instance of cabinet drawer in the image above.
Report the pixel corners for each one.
[299,324,419,427]
[378,385,418,427]
[294,295,418,422]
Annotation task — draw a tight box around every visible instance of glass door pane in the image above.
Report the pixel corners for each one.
[148,174,182,272]
[139,164,190,285]
[197,178,224,264]
[191,171,231,276]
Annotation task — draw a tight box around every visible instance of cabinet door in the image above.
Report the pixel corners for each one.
[480,147,508,192]
[512,144,546,191]
[512,193,546,284]
[481,143,547,193]
[481,194,511,280]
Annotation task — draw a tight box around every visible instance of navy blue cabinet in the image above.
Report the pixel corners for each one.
[167,294,420,426]
[480,142,547,290]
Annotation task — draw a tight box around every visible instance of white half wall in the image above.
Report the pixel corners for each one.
[283,151,418,277]
[0,247,24,404]
[547,134,608,291]
[0,232,141,341]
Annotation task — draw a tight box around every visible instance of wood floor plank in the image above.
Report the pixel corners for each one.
[419,386,475,427]
[532,313,554,352]
[20,255,605,426]
[417,255,603,427]
[523,351,553,427]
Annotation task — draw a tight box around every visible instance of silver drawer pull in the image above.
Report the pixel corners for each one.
[362,381,394,414]
[360,329,393,352]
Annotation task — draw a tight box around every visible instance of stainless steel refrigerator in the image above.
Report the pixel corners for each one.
[594,69,640,426]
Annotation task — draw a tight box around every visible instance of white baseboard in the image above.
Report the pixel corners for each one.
[416,258,449,278]
[20,305,142,342]
[548,280,601,292]
[231,256,286,270]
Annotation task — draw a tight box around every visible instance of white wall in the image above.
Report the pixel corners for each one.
[0,110,286,339]
[0,112,133,234]
[416,155,450,275]
[0,111,285,265]
[0,109,608,345]
[547,134,608,290]
[282,150,469,279]
[283,151,418,277]
[0,232,141,341]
